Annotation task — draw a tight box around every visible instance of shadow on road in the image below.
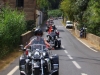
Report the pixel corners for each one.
[54,46,65,50]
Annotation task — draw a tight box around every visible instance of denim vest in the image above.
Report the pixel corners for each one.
[31,37,45,45]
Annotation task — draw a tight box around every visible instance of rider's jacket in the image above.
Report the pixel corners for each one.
[48,25,52,34]
[50,32,56,37]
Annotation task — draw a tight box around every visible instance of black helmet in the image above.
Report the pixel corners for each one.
[34,28,43,36]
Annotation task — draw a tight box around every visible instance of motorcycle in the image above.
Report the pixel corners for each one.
[46,26,60,38]
[19,44,59,75]
[47,33,61,48]
[55,29,59,38]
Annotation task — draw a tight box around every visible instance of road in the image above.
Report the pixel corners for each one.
[0,19,100,75]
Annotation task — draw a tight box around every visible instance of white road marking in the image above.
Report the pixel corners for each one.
[62,45,65,48]
[67,54,73,59]
[72,61,81,69]
[7,66,19,75]
[64,50,81,69]
[81,73,88,75]
[64,50,68,54]
[77,38,98,52]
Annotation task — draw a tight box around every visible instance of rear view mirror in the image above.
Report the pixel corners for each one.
[20,44,24,50]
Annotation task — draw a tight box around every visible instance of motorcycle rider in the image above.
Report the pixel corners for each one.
[52,25,57,30]
[48,29,57,41]
[50,29,56,37]
[48,25,53,34]
[22,28,53,75]
[24,28,53,49]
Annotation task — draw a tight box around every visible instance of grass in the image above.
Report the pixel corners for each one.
[0,49,22,71]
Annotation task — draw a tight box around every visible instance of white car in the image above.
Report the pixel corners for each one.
[66,21,73,28]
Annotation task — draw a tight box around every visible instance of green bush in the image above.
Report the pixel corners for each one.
[0,6,26,58]
[26,20,36,30]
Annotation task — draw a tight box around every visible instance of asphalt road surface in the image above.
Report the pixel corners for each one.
[0,19,100,75]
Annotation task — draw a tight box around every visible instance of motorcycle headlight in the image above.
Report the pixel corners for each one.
[42,52,46,56]
[34,51,40,58]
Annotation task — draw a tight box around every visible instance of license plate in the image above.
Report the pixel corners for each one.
[54,65,58,69]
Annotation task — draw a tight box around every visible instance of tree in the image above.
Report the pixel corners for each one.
[37,0,50,10]
[83,0,100,36]
[37,0,61,10]
[75,0,89,26]
[48,9,62,17]
[59,0,76,21]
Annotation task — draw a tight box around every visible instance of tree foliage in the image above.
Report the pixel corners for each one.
[59,0,76,21]
[83,0,100,36]
[48,9,62,17]
[37,0,61,10]
[48,0,61,9]
[37,0,50,10]
[0,6,26,48]
[60,0,100,36]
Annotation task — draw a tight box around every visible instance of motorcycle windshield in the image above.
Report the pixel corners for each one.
[30,44,46,51]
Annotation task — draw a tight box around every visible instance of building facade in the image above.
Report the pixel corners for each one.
[0,0,37,20]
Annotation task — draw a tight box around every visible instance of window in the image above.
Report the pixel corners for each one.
[16,0,24,7]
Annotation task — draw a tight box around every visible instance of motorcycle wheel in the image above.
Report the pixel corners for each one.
[34,68,40,75]
[58,41,61,48]
[52,70,59,75]
[58,44,61,48]
[54,41,57,48]
[54,71,59,75]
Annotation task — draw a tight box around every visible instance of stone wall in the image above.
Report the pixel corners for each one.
[21,31,33,46]
[86,33,100,47]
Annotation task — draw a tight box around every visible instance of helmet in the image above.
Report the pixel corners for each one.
[34,28,43,36]
[52,25,55,27]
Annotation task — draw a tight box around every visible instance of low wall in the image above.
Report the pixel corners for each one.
[74,24,100,48]
[21,31,34,46]
[86,33,100,47]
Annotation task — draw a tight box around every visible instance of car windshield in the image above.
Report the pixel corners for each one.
[30,44,46,51]
[66,21,73,24]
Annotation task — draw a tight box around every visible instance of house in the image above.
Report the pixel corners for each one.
[0,0,37,21]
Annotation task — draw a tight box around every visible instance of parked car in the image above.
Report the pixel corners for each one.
[66,21,73,28]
